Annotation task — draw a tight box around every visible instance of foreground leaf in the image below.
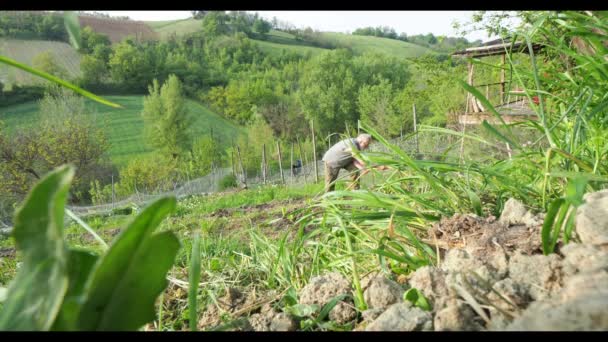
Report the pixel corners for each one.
[0,165,74,330]
[77,198,180,331]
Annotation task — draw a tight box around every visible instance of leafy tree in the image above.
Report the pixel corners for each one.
[0,88,110,202]
[253,18,272,38]
[79,26,111,55]
[32,51,69,80]
[141,75,192,159]
[201,11,230,38]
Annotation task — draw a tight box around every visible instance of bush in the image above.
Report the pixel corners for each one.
[219,173,237,191]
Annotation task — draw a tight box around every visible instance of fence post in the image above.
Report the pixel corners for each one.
[111,173,115,210]
[262,144,267,184]
[277,141,285,185]
[297,137,307,183]
[413,103,419,156]
[311,120,319,183]
[236,146,247,189]
[290,142,295,183]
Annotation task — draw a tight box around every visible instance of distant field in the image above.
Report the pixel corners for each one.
[146,18,203,40]
[0,96,243,167]
[0,38,81,86]
[79,16,158,43]
[318,32,435,58]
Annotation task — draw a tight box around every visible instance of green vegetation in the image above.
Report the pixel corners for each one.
[0,95,242,167]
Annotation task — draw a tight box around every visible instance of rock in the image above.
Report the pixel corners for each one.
[499,198,528,226]
[434,300,484,331]
[408,266,449,310]
[442,249,502,291]
[486,278,531,313]
[249,313,272,331]
[561,243,608,276]
[507,292,608,331]
[507,252,563,301]
[365,302,433,331]
[328,301,357,324]
[361,308,385,322]
[487,307,510,331]
[560,270,608,302]
[363,277,404,309]
[270,313,298,331]
[299,272,352,307]
[575,189,608,245]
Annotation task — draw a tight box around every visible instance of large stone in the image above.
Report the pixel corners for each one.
[507,293,608,331]
[299,272,352,307]
[365,302,433,331]
[328,301,358,324]
[507,251,563,301]
[270,312,298,331]
[561,243,608,277]
[363,277,404,309]
[408,266,450,310]
[433,300,484,331]
[499,198,528,226]
[575,190,608,245]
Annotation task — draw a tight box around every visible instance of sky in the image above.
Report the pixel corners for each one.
[95,11,499,42]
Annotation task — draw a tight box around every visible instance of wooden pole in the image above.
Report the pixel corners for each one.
[262,143,267,184]
[277,141,285,185]
[413,103,419,156]
[297,136,308,182]
[500,54,506,105]
[311,120,319,183]
[290,142,295,182]
[236,146,247,189]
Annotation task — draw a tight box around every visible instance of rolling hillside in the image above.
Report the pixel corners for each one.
[0,96,243,166]
[144,19,434,59]
[0,38,81,86]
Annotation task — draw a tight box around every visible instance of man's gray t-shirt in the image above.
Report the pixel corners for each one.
[322,138,361,168]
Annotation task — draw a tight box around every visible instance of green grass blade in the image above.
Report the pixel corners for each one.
[189,231,202,331]
[0,55,122,109]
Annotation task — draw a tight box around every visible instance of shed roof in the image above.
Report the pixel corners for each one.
[452,39,543,58]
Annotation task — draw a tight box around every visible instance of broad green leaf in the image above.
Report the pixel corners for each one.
[64,11,81,50]
[404,288,431,311]
[0,287,6,302]
[189,232,201,331]
[0,55,121,109]
[77,198,180,331]
[283,304,320,318]
[0,165,74,331]
[317,294,350,322]
[51,249,98,331]
[467,190,483,216]
[542,198,565,255]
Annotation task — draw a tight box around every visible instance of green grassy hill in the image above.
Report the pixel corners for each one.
[0,95,243,167]
[144,18,433,59]
[0,38,81,87]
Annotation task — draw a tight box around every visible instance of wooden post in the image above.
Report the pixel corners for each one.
[231,147,236,176]
[311,120,319,183]
[413,103,419,156]
[500,54,506,105]
[111,173,115,209]
[297,137,307,182]
[262,143,267,184]
[290,142,295,182]
[277,141,285,185]
[236,146,247,189]
[467,61,480,113]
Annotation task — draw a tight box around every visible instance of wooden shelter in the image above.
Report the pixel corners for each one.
[451,39,544,125]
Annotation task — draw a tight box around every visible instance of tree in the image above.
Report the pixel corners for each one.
[201,11,230,38]
[191,11,208,19]
[141,74,192,159]
[80,26,111,55]
[357,78,401,138]
[32,51,69,80]
[298,50,359,134]
[253,18,272,38]
[79,54,108,86]
[0,88,110,202]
